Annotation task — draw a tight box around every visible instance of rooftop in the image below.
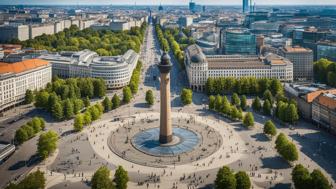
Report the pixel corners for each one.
[0,59,49,75]
[281,46,312,53]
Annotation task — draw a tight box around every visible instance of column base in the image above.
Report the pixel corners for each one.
[159,134,173,144]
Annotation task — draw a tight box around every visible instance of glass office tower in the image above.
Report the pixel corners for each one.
[224,28,257,55]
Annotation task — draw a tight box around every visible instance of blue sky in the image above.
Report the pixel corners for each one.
[0,0,336,5]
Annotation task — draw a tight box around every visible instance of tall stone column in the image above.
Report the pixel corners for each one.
[158,52,172,144]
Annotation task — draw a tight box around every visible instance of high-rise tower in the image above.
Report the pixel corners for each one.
[157,52,173,144]
[243,0,249,13]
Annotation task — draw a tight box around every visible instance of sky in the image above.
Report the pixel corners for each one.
[0,0,336,5]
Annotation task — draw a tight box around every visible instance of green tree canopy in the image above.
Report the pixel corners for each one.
[215,166,237,189]
[102,96,112,112]
[235,171,251,189]
[243,112,254,128]
[112,94,121,109]
[122,87,132,103]
[263,99,272,115]
[240,95,247,110]
[37,130,58,159]
[114,166,129,189]
[145,90,155,106]
[252,97,261,112]
[91,166,114,189]
[25,89,34,104]
[263,120,277,137]
[209,95,215,110]
[181,88,193,105]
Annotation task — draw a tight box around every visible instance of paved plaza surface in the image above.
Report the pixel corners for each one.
[0,22,336,189]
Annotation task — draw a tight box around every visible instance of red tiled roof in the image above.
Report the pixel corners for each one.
[0,59,49,74]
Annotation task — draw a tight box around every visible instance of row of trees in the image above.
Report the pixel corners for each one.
[275,133,299,163]
[181,88,193,105]
[292,164,332,189]
[16,22,147,56]
[162,28,186,69]
[209,95,243,121]
[73,103,104,132]
[205,77,283,96]
[215,166,251,189]
[32,77,106,121]
[275,100,299,124]
[5,170,45,189]
[14,117,45,145]
[155,25,170,52]
[313,58,336,87]
[129,61,143,95]
[91,166,129,189]
[37,130,59,160]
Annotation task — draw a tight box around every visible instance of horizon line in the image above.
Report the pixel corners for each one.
[1,3,336,6]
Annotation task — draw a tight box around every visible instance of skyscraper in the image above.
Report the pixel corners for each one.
[189,0,196,12]
[243,0,249,13]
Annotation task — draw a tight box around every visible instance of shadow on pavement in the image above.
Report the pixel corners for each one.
[8,160,26,171]
[260,156,291,169]
[250,133,270,142]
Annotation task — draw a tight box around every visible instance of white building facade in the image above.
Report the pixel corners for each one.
[0,59,52,112]
[185,44,293,91]
[39,49,139,89]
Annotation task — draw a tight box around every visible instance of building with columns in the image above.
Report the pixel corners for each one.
[0,59,51,112]
[184,44,293,91]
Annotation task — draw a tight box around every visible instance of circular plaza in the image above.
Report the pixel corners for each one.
[107,113,223,167]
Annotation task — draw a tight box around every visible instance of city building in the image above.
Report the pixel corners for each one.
[317,41,336,62]
[0,59,52,112]
[39,49,139,89]
[0,25,29,42]
[223,28,256,55]
[312,91,336,134]
[279,46,314,81]
[185,44,293,91]
[178,16,193,28]
[242,0,249,13]
[284,83,334,120]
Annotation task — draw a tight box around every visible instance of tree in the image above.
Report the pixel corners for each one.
[252,97,261,112]
[91,166,114,189]
[114,166,129,189]
[231,93,240,106]
[215,95,223,112]
[25,89,34,104]
[222,96,231,115]
[262,99,272,115]
[310,169,331,189]
[84,96,91,107]
[51,101,63,120]
[123,87,132,103]
[64,99,74,119]
[263,89,273,105]
[240,95,247,110]
[243,112,254,128]
[209,95,215,110]
[287,104,299,124]
[102,97,112,112]
[145,90,154,106]
[292,164,311,189]
[73,99,84,114]
[83,111,92,125]
[15,128,28,144]
[263,120,277,137]
[181,88,193,105]
[112,94,121,109]
[235,171,251,189]
[88,106,101,121]
[31,117,42,133]
[34,91,50,109]
[74,114,84,131]
[230,106,240,120]
[281,142,299,162]
[6,170,46,189]
[275,133,288,151]
[93,79,106,98]
[37,130,58,159]
[215,166,237,189]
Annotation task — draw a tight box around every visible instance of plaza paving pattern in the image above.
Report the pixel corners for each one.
[108,112,222,167]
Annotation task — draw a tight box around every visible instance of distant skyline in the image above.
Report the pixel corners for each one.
[1,0,336,5]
